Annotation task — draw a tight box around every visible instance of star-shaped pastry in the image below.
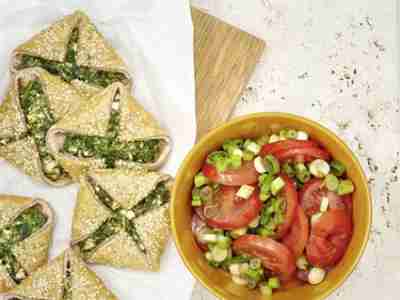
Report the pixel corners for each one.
[11,10,132,98]
[3,248,118,300]
[47,82,171,181]
[0,67,84,185]
[0,194,53,293]
[71,168,172,271]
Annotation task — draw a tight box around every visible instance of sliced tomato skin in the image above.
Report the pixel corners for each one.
[202,161,259,186]
[306,210,353,268]
[275,175,299,238]
[233,235,296,281]
[204,186,262,230]
[300,178,353,217]
[274,147,331,163]
[261,140,319,157]
[282,206,309,258]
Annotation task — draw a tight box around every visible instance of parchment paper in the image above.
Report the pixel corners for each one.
[0,0,197,299]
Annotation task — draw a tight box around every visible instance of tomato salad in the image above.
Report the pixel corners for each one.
[191,129,354,296]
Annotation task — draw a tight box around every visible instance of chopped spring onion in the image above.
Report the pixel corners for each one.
[311,212,323,225]
[245,268,263,281]
[271,177,285,195]
[207,151,229,172]
[295,163,311,183]
[254,156,267,173]
[239,263,250,274]
[194,172,209,187]
[232,148,244,157]
[222,139,243,154]
[229,154,243,169]
[264,155,280,175]
[324,174,339,191]
[320,196,329,212]
[216,235,232,249]
[236,185,255,199]
[268,277,280,289]
[269,134,280,143]
[205,252,213,261]
[282,162,295,177]
[244,140,261,155]
[243,150,255,161]
[330,160,346,177]
[286,129,297,139]
[232,275,248,286]
[308,267,326,285]
[211,247,229,262]
[201,233,218,243]
[296,256,309,270]
[337,179,354,195]
[309,159,330,178]
[259,282,273,296]
[260,192,271,202]
[296,130,309,140]
[229,263,241,275]
[249,258,262,269]
[230,227,247,239]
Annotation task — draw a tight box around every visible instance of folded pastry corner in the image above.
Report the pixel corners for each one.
[11,10,132,98]
[0,67,86,186]
[3,248,118,300]
[71,167,173,272]
[47,82,171,181]
[0,194,54,293]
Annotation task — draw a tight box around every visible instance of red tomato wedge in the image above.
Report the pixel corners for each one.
[191,214,208,251]
[274,147,331,163]
[275,175,299,238]
[282,206,309,258]
[233,235,296,281]
[203,185,262,230]
[300,178,353,217]
[260,140,319,157]
[306,210,353,268]
[202,161,259,186]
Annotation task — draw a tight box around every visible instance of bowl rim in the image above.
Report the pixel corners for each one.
[171,112,372,300]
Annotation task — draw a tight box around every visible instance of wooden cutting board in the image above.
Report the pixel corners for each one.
[192,7,266,139]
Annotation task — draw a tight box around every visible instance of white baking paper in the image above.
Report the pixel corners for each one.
[0,0,197,299]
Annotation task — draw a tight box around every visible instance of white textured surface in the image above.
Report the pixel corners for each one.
[191,0,399,299]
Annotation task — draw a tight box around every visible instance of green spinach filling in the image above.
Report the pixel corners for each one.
[78,178,170,258]
[16,27,128,88]
[0,205,48,283]
[61,89,162,167]
[19,80,68,181]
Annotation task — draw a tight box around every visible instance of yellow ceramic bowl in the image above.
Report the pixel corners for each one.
[171,113,371,300]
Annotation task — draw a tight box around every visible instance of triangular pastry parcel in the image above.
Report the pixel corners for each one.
[0,195,53,293]
[0,67,84,185]
[71,168,172,271]
[3,248,118,300]
[11,10,132,98]
[47,82,171,181]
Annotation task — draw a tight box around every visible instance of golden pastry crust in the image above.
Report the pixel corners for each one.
[0,195,54,293]
[3,248,118,300]
[71,168,173,271]
[0,67,85,186]
[47,83,171,181]
[11,10,132,97]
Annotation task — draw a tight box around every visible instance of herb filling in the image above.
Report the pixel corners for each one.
[0,205,47,283]
[61,90,162,167]
[19,80,68,181]
[16,27,128,88]
[78,178,170,257]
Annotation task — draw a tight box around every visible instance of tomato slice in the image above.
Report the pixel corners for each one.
[306,210,353,268]
[233,235,296,281]
[202,161,259,186]
[260,140,319,157]
[300,178,353,217]
[275,175,299,238]
[192,214,208,251]
[274,147,331,163]
[203,185,262,230]
[282,206,309,258]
